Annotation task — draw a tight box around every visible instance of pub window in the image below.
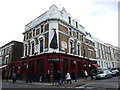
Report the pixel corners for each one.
[6,47,9,54]
[29,32,32,39]
[31,42,34,55]
[36,28,40,35]
[38,59,44,74]
[83,50,85,57]
[24,36,25,41]
[70,40,74,54]
[89,50,92,58]
[41,25,44,33]
[33,29,35,37]
[88,41,92,45]
[5,57,8,64]
[25,44,27,56]
[76,32,79,39]
[81,35,84,41]
[76,22,78,28]
[77,61,81,74]
[27,33,28,39]
[69,28,72,36]
[40,39,43,53]
[77,44,80,55]
[68,16,71,24]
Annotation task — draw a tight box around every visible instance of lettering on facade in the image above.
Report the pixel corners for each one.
[48,58,63,62]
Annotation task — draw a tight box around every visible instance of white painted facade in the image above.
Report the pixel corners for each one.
[23,4,86,57]
[23,4,119,69]
[93,37,119,69]
[24,4,85,34]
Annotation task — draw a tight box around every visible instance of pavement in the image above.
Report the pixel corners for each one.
[2,77,95,88]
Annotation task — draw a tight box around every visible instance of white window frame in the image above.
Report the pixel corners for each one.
[5,55,9,65]
[76,41,81,56]
[40,25,44,33]
[32,29,36,37]
[30,39,35,56]
[24,42,28,57]
[69,38,74,54]
[38,35,45,54]
[69,28,73,36]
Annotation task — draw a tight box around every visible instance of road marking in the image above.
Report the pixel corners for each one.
[80,82,95,87]
[76,82,95,88]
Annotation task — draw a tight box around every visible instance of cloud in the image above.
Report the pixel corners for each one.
[0,0,118,46]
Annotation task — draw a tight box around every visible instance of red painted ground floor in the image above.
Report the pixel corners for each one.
[3,53,99,82]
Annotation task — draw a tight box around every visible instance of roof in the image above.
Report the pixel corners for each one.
[1,40,23,48]
[92,36,107,45]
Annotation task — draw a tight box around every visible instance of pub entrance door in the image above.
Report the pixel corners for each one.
[49,61,58,82]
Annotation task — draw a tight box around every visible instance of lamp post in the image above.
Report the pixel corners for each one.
[89,64,91,75]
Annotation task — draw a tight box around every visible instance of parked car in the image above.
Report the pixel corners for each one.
[111,69,119,76]
[96,69,113,79]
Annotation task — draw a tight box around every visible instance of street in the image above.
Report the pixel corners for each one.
[75,77,119,89]
[2,76,119,89]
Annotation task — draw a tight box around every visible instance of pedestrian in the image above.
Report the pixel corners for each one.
[26,74,32,83]
[61,74,66,84]
[72,70,77,82]
[65,72,72,84]
[5,72,8,81]
[56,71,62,86]
[84,70,88,80]
[90,69,94,79]
[39,76,42,82]
[12,73,17,83]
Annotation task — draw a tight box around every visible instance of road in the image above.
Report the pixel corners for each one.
[75,76,119,89]
[2,76,120,89]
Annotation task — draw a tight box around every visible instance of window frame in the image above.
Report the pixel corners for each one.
[40,25,44,33]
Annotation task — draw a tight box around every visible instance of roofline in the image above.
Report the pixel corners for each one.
[1,40,23,48]
[23,18,86,35]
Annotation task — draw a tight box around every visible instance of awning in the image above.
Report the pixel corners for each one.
[92,64,100,67]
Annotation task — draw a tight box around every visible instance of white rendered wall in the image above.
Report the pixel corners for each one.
[48,21,59,53]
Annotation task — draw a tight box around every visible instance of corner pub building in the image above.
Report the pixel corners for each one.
[12,5,99,82]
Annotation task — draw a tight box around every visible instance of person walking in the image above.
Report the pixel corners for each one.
[65,72,72,84]
[84,70,88,80]
[5,72,8,81]
[12,73,17,83]
[72,70,77,82]
[26,73,32,83]
[90,69,94,79]
[56,71,62,86]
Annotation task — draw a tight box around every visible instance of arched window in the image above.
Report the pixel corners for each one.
[25,44,27,56]
[24,43,28,57]
[38,36,44,54]
[68,16,71,24]
[31,42,34,55]
[41,25,44,33]
[40,39,43,53]
[77,43,81,55]
[69,39,74,54]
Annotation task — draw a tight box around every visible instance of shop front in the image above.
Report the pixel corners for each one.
[12,53,94,82]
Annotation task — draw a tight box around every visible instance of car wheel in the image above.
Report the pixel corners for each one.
[105,75,108,79]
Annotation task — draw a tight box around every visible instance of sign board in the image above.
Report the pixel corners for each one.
[61,41,67,50]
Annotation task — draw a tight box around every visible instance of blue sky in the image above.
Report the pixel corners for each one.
[0,0,118,47]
